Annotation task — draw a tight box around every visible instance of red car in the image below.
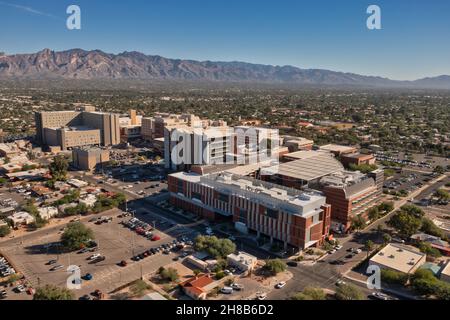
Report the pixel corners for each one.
[151,235,161,241]
[119,260,127,267]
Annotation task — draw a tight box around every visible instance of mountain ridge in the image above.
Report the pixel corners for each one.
[0,48,449,89]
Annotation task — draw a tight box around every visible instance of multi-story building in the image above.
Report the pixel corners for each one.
[260,150,383,233]
[164,126,233,171]
[320,170,383,233]
[168,171,331,250]
[340,153,376,167]
[72,147,110,171]
[142,113,227,142]
[35,107,120,150]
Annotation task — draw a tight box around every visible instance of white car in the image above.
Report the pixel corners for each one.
[88,254,101,261]
[335,245,343,250]
[15,285,26,292]
[275,281,286,289]
[220,287,234,294]
[370,292,390,300]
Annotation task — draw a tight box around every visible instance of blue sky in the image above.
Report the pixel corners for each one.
[0,0,449,80]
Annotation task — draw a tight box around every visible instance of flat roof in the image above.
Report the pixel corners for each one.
[319,144,357,153]
[263,151,344,182]
[170,171,202,183]
[441,261,450,277]
[370,244,426,274]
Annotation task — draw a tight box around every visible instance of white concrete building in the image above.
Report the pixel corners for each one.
[37,207,58,220]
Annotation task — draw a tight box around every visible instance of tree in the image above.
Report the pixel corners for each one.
[350,215,366,232]
[418,242,442,258]
[379,202,394,214]
[364,240,375,259]
[291,287,326,300]
[49,155,69,181]
[0,225,11,237]
[130,279,152,297]
[433,165,445,175]
[335,284,365,300]
[388,210,422,238]
[263,259,287,275]
[61,222,94,251]
[194,235,236,259]
[368,207,380,221]
[159,267,179,282]
[33,284,75,300]
[435,189,449,201]
[382,233,392,245]
[381,269,409,285]
[420,218,444,238]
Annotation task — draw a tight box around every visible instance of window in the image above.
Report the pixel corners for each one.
[177,180,184,193]
[238,209,247,223]
[266,208,278,219]
[218,193,229,203]
[192,192,202,201]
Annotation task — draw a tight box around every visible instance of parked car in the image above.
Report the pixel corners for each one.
[231,283,244,291]
[83,273,93,281]
[119,260,128,267]
[50,265,64,271]
[370,292,390,300]
[275,282,286,289]
[220,287,234,294]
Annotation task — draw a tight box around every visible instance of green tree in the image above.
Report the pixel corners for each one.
[0,225,11,237]
[388,210,422,238]
[291,287,326,300]
[33,284,75,300]
[49,155,69,181]
[381,269,409,285]
[335,284,365,300]
[435,189,449,201]
[420,218,444,239]
[364,240,375,259]
[418,242,442,258]
[350,215,366,232]
[379,202,394,214]
[433,165,445,175]
[194,235,236,259]
[263,259,287,275]
[368,207,380,221]
[382,233,392,245]
[130,279,152,297]
[61,222,94,251]
[159,267,179,282]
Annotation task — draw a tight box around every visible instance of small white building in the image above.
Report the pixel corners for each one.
[369,243,427,274]
[37,207,58,220]
[67,179,89,188]
[79,194,97,208]
[8,212,35,226]
[141,292,167,300]
[227,252,258,273]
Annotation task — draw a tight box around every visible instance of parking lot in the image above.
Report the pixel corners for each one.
[384,170,438,196]
[0,206,202,299]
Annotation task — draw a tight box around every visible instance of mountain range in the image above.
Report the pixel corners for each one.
[0,49,449,89]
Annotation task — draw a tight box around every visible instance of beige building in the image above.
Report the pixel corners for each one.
[72,147,110,171]
[35,107,120,150]
[227,252,258,273]
[440,261,450,283]
[369,243,427,274]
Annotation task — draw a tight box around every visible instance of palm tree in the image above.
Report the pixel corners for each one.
[364,240,375,259]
